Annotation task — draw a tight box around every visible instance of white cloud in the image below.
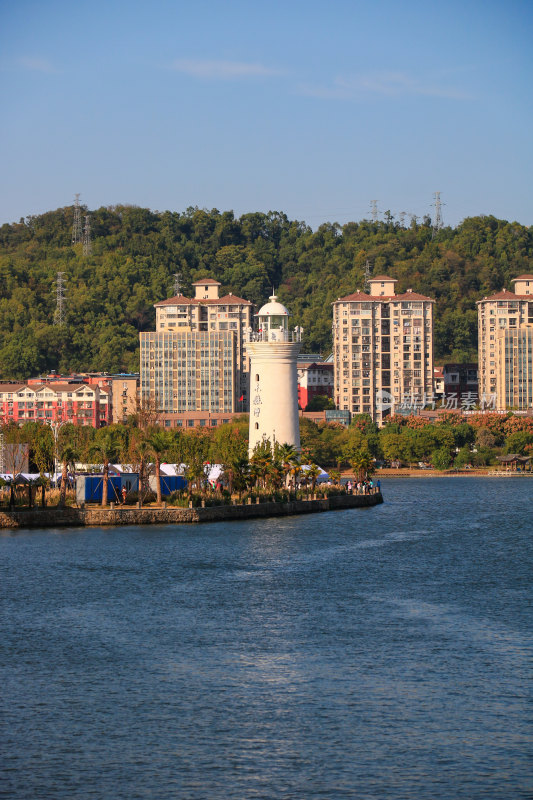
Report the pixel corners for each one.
[299,71,470,101]
[18,57,58,74]
[170,58,284,79]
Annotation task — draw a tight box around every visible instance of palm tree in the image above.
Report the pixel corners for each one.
[268,462,283,491]
[289,458,302,492]
[351,450,374,483]
[230,456,249,502]
[89,428,121,507]
[130,436,151,507]
[329,468,341,486]
[305,463,322,496]
[57,443,78,507]
[275,443,299,488]
[250,447,273,490]
[146,428,172,505]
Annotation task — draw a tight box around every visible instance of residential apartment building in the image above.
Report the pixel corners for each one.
[27,372,139,424]
[0,382,110,427]
[140,278,254,413]
[110,375,139,424]
[496,327,533,410]
[477,275,533,409]
[332,276,435,424]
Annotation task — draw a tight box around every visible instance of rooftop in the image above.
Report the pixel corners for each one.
[478,288,532,301]
[191,278,221,285]
[154,293,252,307]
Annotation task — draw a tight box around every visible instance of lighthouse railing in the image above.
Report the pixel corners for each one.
[244,326,303,344]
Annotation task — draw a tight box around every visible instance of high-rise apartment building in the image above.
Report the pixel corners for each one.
[478,275,533,409]
[477,275,533,410]
[496,328,533,410]
[332,276,434,424]
[140,278,253,413]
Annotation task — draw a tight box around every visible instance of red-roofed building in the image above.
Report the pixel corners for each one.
[332,276,435,424]
[141,277,254,413]
[0,381,110,427]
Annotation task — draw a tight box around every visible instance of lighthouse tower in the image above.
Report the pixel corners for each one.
[247,294,303,456]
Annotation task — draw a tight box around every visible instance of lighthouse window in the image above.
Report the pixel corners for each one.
[255,422,259,429]
[255,374,259,381]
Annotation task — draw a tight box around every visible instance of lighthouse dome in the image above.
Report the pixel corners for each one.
[257,294,290,317]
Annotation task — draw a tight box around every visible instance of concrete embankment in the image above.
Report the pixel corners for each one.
[0,492,382,529]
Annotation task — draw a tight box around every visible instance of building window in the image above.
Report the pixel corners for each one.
[255,422,259,429]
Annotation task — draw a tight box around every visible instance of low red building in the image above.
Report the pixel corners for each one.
[0,382,110,427]
[297,362,334,410]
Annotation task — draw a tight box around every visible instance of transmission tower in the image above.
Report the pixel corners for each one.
[54,272,66,327]
[410,213,419,226]
[72,194,82,244]
[370,200,379,222]
[432,191,444,234]
[173,272,182,296]
[364,259,373,292]
[0,431,4,474]
[82,214,92,256]
[398,211,406,228]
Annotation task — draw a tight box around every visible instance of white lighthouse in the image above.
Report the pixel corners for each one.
[247,294,303,456]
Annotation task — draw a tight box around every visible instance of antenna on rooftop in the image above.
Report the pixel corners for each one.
[72,194,82,245]
[432,191,444,236]
[173,272,182,296]
[54,272,66,327]
[370,200,379,223]
[82,214,92,256]
[364,259,373,292]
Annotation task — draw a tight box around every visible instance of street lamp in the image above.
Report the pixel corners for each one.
[48,420,67,486]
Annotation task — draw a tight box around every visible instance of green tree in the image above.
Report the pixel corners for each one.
[432,447,452,471]
[305,394,335,411]
[505,431,533,455]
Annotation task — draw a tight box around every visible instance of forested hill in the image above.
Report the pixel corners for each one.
[0,205,532,379]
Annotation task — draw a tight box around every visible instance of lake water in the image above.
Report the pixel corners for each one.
[1,478,531,800]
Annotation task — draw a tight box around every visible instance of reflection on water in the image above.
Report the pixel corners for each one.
[0,478,531,800]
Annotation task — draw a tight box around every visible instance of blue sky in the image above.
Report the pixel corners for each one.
[1,0,532,229]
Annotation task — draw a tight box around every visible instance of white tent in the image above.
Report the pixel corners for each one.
[300,465,330,483]
[159,463,187,477]
[15,473,45,483]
